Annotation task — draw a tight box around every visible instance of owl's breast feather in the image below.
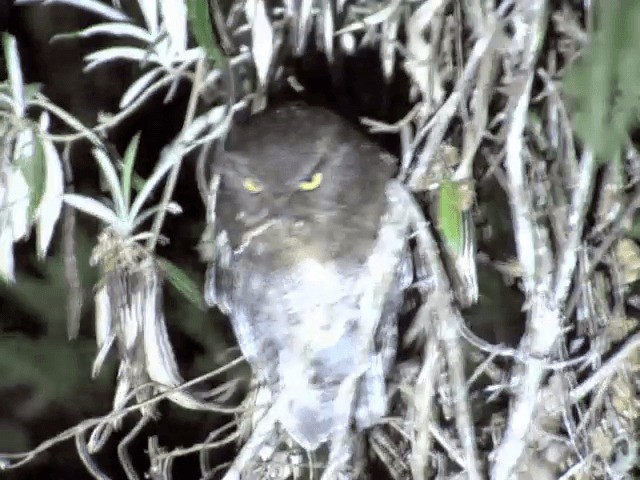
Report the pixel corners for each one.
[230,259,368,450]
[234,214,380,267]
[220,183,411,451]
[276,357,337,450]
[279,259,360,347]
[276,339,359,450]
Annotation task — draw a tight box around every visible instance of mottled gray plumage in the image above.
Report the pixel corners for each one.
[204,102,412,460]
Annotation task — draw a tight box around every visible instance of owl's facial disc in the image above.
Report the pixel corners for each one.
[223,151,330,224]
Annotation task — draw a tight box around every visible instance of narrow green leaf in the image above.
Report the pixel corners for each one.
[186,0,226,66]
[15,130,46,221]
[116,161,145,193]
[122,132,141,210]
[156,257,204,310]
[132,202,182,231]
[131,171,145,193]
[3,33,25,117]
[128,143,181,223]
[92,147,126,218]
[439,180,464,255]
[68,22,153,42]
[63,193,123,231]
[36,137,64,258]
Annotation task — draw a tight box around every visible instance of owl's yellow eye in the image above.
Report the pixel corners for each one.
[298,172,323,191]
[242,177,263,193]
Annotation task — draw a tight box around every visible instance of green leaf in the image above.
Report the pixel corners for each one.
[130,171,145,193]
[563,0,640,164]
[128,143,181,223]
[156,257,204,310]
[63,193,123,231]
[115,160,145,194]
[3,33,25,116]
[439,180,464,255]
[92,147,126,217]
[186,0,226,66]
[117,162,145,193]
[122,132,141,210]
[15,130,46,221]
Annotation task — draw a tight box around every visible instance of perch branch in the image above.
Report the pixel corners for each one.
[410,320,440,480]
[492,2,559,480]
[221,399,283,480]
[554,148,595,304]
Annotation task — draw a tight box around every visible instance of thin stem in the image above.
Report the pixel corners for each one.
[0,356,244,470]
[146,58,206,251]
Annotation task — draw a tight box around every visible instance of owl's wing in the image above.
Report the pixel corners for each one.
[351,180,415,431]
[205,228,282,391]
[354,244,412,431]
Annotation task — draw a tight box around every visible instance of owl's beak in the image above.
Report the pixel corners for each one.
[237,215,307,253]
[243,194,301,227]
[269,194,295,219]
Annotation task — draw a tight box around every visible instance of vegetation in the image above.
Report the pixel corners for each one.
[0,0,639,478]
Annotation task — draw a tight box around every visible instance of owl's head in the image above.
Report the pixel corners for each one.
[213,102,396,258]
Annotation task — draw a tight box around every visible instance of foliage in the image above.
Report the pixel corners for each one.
[563,0,640,163]
[0,0,639,479]
[0,232,111,453]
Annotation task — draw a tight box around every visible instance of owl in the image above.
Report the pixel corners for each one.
[204,102,413,476]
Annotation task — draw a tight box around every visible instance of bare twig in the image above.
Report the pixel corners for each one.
[491,2,557,479]
[569,330,640,404]
[0,356,244,471]
[410,324,440,480]
[221,399,282,480]
[118,416,149,480]
[554,148,596,304]
[146,58,206,251]
[404,0,513,187]
[75,429,110,480]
